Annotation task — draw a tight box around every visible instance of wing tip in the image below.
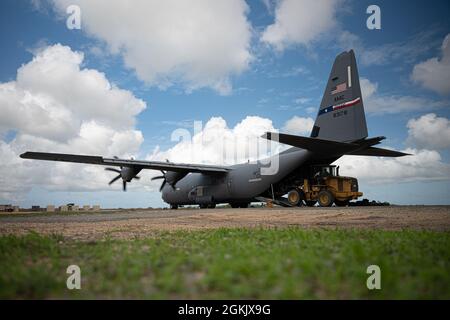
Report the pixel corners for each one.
[397,151,413,157]
[20,152,30,159]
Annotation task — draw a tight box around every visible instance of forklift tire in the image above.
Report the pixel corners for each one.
[305,200,317,207]
[318,190,334,207]
[287,189,301,206]
[170,204,178,210]
[334,199,349,207]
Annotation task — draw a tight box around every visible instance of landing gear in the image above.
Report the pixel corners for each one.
[318,190,334,207]
[287,189,302,206]
[230,202,249,208]
[170,204,178,210]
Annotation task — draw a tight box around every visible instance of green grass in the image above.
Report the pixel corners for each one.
[0,228,449,299]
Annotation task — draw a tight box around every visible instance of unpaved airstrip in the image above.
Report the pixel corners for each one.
[0,206,449,241]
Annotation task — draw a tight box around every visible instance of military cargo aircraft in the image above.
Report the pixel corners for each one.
[20,50,409,209]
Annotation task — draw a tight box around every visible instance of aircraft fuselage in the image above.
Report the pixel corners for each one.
[161,148,311,206]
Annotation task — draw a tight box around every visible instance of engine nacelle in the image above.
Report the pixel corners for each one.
[164,171,188,187]
[121,167,142,182]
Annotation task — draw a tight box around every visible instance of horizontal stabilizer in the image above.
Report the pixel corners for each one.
[262,132,358,155]
[347,147,411,157]
[262,133,410,157]
[356,136,385,147]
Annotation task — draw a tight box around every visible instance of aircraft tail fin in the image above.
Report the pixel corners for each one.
[262,50,409,158]
[310,50,368,142]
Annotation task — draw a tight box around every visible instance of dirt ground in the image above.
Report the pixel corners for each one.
[0,206,449,240]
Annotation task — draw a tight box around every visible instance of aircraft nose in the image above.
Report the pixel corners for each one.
[160,185,170,202]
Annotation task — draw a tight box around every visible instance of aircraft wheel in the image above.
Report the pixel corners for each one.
[334,199,349,207]
[318,190,334,207]
[199,204,209,209]
[230,202,249,208]
[208,204,216,209]
[287,189,301,206]
[305,200,317,207]
[170,204,178,210]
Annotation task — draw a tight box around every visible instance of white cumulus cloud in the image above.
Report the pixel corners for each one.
[261,0,340,51]
[411,33,450,96]
[0,44,146,141]
[0,44,147,201]
[282,116,314,135]
[50,0,253,95]
[407,113,450,150]
[335,148,450,184]
[147,116,281,166]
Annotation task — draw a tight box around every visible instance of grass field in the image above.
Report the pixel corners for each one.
[0,228,449,299]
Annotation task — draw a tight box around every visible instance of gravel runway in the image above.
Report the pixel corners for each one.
[0,206,449,240]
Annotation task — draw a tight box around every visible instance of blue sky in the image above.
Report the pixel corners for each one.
[1,0,449,208]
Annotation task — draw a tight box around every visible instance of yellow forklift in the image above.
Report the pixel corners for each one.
[287,165,363,207]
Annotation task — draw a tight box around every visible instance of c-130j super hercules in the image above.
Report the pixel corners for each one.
[21,50,409,209]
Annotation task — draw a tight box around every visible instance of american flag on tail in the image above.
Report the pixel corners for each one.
[331,82,347,95]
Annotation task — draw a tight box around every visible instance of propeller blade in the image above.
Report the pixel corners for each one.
[123,180,127,191]
[105,167,121,174]
[108,174,121,185]
[159,180,166,192]
[133,176,140,180]
[151,176,164,180]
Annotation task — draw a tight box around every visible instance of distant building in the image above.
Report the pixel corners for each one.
[67,203,79,211]
[92,205,101,211]
[47,205,55,212]
[0,204,14,212]
[31,205,41,212]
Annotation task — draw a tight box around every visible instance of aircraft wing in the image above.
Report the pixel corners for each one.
[20,152,230,174]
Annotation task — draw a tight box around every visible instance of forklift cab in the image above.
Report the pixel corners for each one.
[312,165,340,180]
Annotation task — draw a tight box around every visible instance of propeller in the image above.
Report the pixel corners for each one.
[151,169,188,192]
[151,171,168,192]
[105,159,141,191]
